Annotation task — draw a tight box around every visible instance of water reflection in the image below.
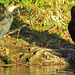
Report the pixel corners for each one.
[0,65,75,75]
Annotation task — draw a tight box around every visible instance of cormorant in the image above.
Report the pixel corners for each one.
[68,6,75,42]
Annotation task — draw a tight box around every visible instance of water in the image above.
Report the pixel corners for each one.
[0,65,75,75]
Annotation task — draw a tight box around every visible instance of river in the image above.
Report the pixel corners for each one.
[0,65,75,75]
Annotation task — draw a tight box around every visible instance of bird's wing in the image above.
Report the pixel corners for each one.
[0,19,8,33]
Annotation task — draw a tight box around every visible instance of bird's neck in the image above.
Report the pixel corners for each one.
[4,10,13,22]
[4,10,13,18]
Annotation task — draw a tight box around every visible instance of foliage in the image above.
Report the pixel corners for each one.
[0,0,75,45]
[0,0,74,29]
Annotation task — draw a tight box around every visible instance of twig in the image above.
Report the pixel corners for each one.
[44,43,49,49]
[17,25,27,41]
[44,43,49,59]
[6,29,19,36]
[6,25,27,41]
[48,25,57,32]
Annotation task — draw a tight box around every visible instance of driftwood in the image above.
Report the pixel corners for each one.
[0,45,75,65]
[29,47,75,65]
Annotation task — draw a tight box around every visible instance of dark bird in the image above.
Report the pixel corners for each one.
[68,6,75,42]
[0,4,20,40]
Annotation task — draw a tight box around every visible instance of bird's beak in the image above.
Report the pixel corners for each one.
[15,4,20,8]
[6,4,20,13]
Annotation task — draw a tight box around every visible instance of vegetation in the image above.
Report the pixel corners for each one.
[0,0,75,66]
[0,0,75,48]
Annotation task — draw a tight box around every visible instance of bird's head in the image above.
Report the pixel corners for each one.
[71,6,75,18]
[6,4,20,13]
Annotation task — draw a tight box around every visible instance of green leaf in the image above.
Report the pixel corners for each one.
[14,0,18,2]
[0,0,5,3]
[22,0,25,3]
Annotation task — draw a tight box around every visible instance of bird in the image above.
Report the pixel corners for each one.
[0,4,20,40]
[68,6,75,42]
